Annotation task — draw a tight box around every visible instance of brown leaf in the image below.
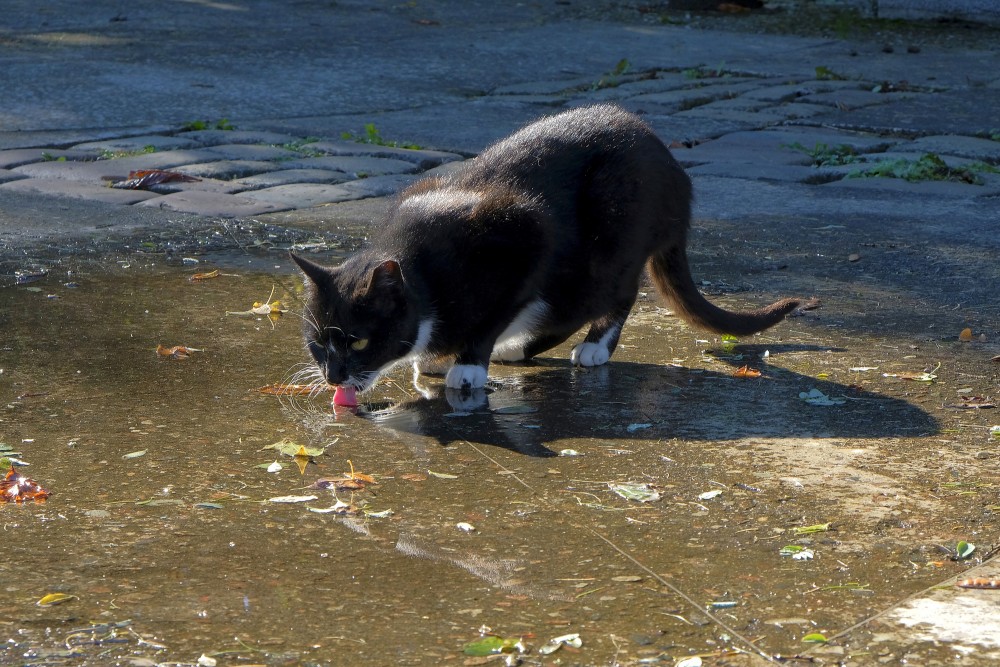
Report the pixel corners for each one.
[733,365,762,378]
[112,169,200,190]
[1,466,52,503]
[959,327,974,342]
[190,269,220,281]
[156,344,201,359]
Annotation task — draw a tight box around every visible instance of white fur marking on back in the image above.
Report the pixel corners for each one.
[491,299,548,361]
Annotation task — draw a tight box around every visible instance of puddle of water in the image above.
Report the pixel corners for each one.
[1,262,997,665]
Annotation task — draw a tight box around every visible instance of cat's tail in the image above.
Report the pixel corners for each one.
[647,246,808,336]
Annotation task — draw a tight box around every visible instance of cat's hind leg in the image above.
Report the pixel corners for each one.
[570,298,635,367]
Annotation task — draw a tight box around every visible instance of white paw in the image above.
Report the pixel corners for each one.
[445,364,488,389]
[491,344,525,362]
[571,342,610,367]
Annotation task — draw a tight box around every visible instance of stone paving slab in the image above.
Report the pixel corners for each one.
[73,135,203,153]
[0,168,28,185]
[0,177,161,204]
[232,168,352,190]
[174,160,277,180]
[135,190,290,217]
[277,155,418,176]
[0,148,100,169]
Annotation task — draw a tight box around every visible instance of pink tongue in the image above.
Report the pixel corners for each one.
[333,385,358,407]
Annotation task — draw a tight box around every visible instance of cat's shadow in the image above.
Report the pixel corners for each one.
[359,345,938,458]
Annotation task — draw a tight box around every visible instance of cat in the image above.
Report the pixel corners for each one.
[292,103,806,397]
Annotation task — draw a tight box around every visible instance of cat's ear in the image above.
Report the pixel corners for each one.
[290,252,332,286]
[367,259,404,298]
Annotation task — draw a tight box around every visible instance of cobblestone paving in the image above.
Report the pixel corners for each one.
[3,64,998,220]
[0,130,462,218]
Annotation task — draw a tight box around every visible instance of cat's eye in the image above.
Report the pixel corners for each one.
[350,338,369,352]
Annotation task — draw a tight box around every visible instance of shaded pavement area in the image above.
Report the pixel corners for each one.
[1,2,999,666]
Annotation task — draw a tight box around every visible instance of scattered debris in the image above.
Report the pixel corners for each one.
[155,344,202,359]
[799,388,845,406]
[610,482,661,503]
[111,169,200,190]
[2,466,51,503]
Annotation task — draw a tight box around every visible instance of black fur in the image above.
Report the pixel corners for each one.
[292,104,804,392]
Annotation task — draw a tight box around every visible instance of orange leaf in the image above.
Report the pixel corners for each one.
[156,344,201,359]
[190,269,220,281]
[959,327,973,342]
[733,365,762,378]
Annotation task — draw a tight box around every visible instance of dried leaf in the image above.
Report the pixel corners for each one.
[36,592,77,606]
[268,494,318,504]
[799,388,845,406]
[428,470,458,479]
[956,578,1000,589]
[959,327,974,342]
[1,466,52,503]
[538,633,582,655]
[261,438,325,458]
[156,344,203,359]
[122,450,147,459]
[610,482,661,503]
[189,269,220,281]
[111,169,200,190]
[733,365,761,378]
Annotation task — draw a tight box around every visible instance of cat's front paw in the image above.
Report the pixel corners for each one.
[445,364,488,389]
[571,342,611,367]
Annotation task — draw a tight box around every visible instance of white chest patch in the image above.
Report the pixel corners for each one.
[491,298,548,361]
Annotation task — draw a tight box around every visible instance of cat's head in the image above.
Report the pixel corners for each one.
[291,253,417,392]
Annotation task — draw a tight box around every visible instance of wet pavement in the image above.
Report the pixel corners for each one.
[2,1,1000,666]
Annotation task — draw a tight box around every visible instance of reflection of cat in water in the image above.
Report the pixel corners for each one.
[292,104,806,400]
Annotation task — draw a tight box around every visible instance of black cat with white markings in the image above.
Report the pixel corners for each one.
[292,104,804,396]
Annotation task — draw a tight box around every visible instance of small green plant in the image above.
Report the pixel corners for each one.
[682,62,733,80]
[280,137,323,157]
[592,58,632,90]
[786,142,860,167]
[40,152,67,162]
[849,153,998,185]
[181,118,235,132]
[341,123,421,150]
[99,145,157,160]
[814,65,847,81]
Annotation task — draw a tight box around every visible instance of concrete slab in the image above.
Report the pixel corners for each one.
[0,148,100,169]
[0,177,161,204]
[231,168,352,190]
[135,190,290,217]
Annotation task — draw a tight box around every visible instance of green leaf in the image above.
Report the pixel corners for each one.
[793,522,832,535]
[956,541,976,560]
[261,438,325,457]
[802,633,828,644]
[462,635,524,656]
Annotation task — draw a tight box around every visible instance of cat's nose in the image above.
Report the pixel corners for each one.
[324,360,347,385]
